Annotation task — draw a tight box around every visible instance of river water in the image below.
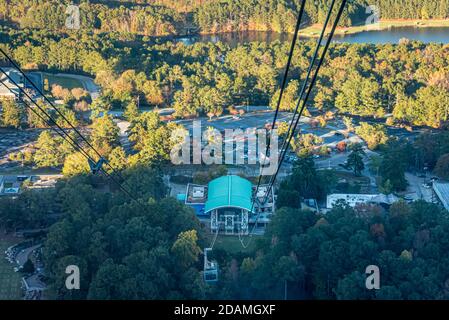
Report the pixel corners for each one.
[176,26,449,46]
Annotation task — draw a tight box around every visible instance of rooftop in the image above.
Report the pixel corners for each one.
[185,183,208,204]
[0,67,23,83]
[327,193,399,208]
[205,175,254,213]
[0,67,24,97]
[433,181,449,211]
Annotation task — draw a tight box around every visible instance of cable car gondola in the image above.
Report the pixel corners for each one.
[203,248,218,283]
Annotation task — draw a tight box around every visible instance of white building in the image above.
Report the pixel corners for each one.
[0,176,21,195]
[182,175,275,235]
[433,181,449,211]
[326,193,399,209]
[0,67,24,99]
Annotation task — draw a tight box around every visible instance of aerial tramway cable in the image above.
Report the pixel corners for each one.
[0,71,94,162]
[250,0,308,214]
[240,0,308,234]
[0,69,146,209]
[272,0,338,189]
[0,48,129,184]
[262,0,348,207]
[0,47,215,278]
[237,0,309,248]
[240,0,348,248]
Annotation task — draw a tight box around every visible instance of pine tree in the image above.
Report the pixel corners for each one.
[1,99,22,128]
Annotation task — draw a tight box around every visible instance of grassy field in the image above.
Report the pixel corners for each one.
[45,74,83,90]
[298,19,449,37]
[0,235,22,300]
[334,171,371,193]
[209,234,259,254]
[0,167,61,176]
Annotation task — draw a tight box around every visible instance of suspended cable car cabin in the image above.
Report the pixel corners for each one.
[203,248,218,283]
[88,157,106,175]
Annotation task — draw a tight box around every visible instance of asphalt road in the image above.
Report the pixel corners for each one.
[16,245,41,267]
[405,172,435,202]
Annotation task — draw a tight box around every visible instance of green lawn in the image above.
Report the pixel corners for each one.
[0,237,22,300]
[210,234,259,254]
[334,171,371,193]
[45,74,84,90]
[0,167,61,176]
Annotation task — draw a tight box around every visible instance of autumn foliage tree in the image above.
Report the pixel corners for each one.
[355,123,388,150]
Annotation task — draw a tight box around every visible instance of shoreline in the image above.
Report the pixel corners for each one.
[299,19,449,37]
[193,19,449,38]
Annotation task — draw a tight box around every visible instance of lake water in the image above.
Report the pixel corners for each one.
[333,26,449,44]
[176,27,449,46]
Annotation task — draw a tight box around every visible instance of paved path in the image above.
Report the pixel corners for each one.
[405,172,434,202]
[16,245,41,267]
[115,120,132,153]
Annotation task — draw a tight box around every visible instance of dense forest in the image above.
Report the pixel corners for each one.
[2,149,449,299]
[0,168,210,299]
[215,151,449,300]
[0,0,184,36]
[196,0,449,33]
[2,0,449,302]
[0,0,448,35]
[215,198,449,299]
[2,27,448,128]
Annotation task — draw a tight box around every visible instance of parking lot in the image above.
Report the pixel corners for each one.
[0,128,42,156]
[0,128,44,171]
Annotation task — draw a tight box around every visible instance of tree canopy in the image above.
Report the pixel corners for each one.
[0,167,208,299]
